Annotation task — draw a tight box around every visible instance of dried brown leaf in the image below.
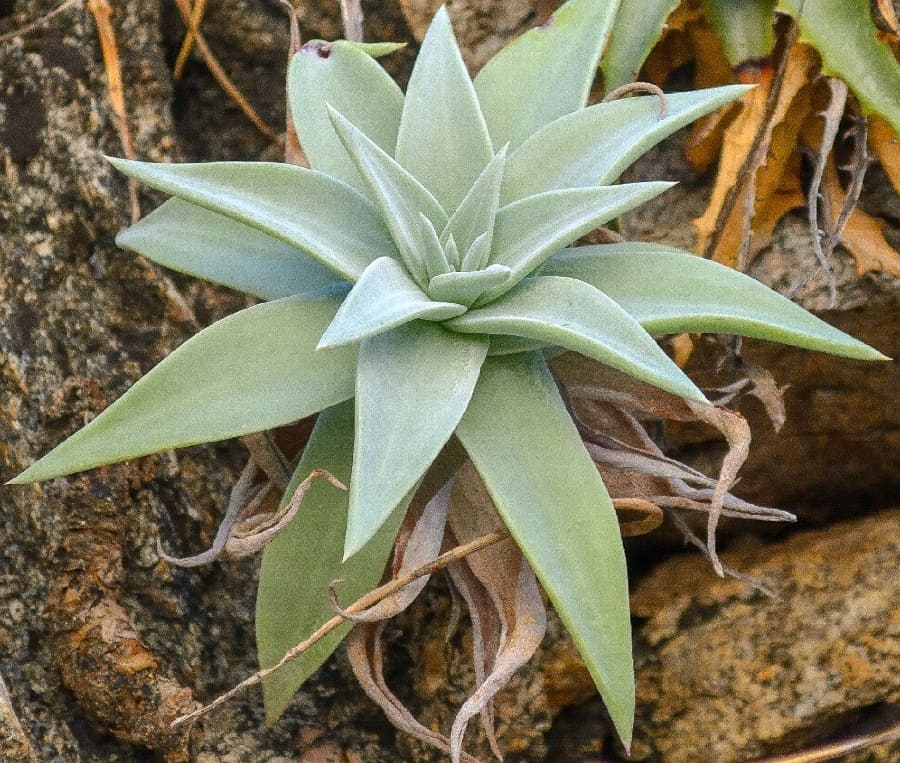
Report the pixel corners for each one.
[448,467,546,763]
[695,44,816,268]
[869,115,900,196]
[822,154,900,276]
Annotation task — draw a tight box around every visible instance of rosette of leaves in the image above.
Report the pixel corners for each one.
[10,0,885,754]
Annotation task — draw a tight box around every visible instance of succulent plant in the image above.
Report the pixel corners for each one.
[10,0,885,755]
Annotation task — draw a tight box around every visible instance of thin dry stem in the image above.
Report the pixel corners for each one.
[87,0,140,222]
[171,0,281,144]
[0,0,82,42]
[339,0,364,42]
[666,508,777,598]
[702,16,800,265]
[827,114,869,251]
[603,81,668,118]
[171,529,509,727]
[806,78,847,305]
[172,0,209,80]
[746,719,900,763]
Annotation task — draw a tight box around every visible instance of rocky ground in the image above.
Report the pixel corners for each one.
[1,1,897,761]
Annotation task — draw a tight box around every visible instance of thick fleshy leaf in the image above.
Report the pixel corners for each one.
[328,107,448,287]
[455,352,634,747]
[345,323,489,559]
[702,0,775,65]
[542,244,888,360]
[778,0,900,133]
[443,147,507,258]
[418,213,453,281]
[317,257,466,349]
[116,199,341,300]
[474,0,621,150]
[11,294,356,484]
[341,41,407,58]
[601,0,680,91]
[446,275,705,401]
[485,182,673,300]
[427,264,511,307]
[288,40,404,191]
[502,87,749,203]
[257,402,407,722]
[459,232,491,273]
[395,7,493,210]
[106,158,395,282]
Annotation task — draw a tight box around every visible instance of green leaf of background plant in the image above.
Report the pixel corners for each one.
[317,257,466,349]
[503,86,749,202]
[455,352,634,748]
[10,294,356,484]
[328,108,447,287]
[542,244,888,360]
[106,158,396,282]
[345,323,489,559]
[601,0,680,91]
[257,402,407,722]
[474,0,622,150]
[778,0,900,134]
[117,199,341,300]
[340,40,407,58]
[486,182,674,299]
[395,6,493,211]
[702,0,776,65]
[288,39,404,192]
[447,275,705,401]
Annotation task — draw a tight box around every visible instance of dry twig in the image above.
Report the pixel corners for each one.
[171,0,281,144]
[746,719,900,763]
[172,0,209,80]
[0,0,82,43]
[171,528,509,726]
[87,0,141,222]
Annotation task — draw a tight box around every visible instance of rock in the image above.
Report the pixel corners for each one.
[398,0,536,70]
[630,509,900,762]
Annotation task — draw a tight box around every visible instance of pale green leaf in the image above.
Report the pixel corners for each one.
[601,0,680,91]
[475,0,622,150]
[341,41,407,58]
[459,231,491,273]
[417,213,453,281]
[455,352,634,747]
[778,0,900,133]
[11,294,357,484]
[486,335,552,355]
[427,264,511,307]
[106,158,395,282]
[258,402,408,722]
[395,6,493,210]
[317,257,465,349]
[442,147,507,258]
[345,323,489,559]
[116,199,341,300]
[328,107,448,287]
[542,243,888,360]
[502,86,749,203]
[486,182,674,300]
[702,0,775,65]
[288,40,404,191]
[443,233,461,271]
[446,275,705,401]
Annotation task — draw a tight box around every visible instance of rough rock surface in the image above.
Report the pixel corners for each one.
[630,509,900,762]
[1,0,898,761]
